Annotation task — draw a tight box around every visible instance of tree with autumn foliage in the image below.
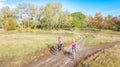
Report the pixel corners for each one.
[111,17,120,31]
[4,18,17,31]
[0,6,15,28]
[86,15,96,28]
[0,3,120,31]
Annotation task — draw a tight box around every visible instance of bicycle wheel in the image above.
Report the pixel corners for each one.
[72,48,76,59]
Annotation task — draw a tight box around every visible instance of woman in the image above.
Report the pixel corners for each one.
[71,39,77,58]
[57,36,63,51]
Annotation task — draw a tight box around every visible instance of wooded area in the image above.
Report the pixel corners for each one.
[0,3,120,31]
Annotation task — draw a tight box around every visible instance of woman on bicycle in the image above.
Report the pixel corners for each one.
[71,39,77,58]
[57,36,63,51]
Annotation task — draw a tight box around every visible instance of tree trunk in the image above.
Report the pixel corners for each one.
[34,24,37,30]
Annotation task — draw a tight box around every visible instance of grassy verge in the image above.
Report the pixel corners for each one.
[0,32,78,67]
[87,38,117,46]
[74,28,120,35]
[99,30,120,35]
[78,45,120,67]
[84,33,120,46]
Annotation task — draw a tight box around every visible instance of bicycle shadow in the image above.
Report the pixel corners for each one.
[49,46,73,59]
[62,50,73,59]
[49,46,57,55]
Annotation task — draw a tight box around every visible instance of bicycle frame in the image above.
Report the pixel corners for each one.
[72,46,76,59]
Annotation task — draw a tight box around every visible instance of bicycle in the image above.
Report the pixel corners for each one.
[57,43,63,51]
[50,44,63,55]
[49,45,57,55]
[72,46,76,59]
[49,44,61,55]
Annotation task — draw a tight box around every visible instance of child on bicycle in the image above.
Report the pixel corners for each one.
[71,39,77,57]
[57,36,63,51]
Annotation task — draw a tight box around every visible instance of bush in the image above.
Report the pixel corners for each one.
[25,27,33,32]
[4,18,17,31]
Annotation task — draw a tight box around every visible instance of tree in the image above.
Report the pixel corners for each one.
[22,18,29,28]
[0,12,5,28]
[43,2,62,30]
[106,15,113,29]
[112,16,120,30]
[59,10,73,29]
[94,12,103,29]
[0,6,14,28]
[4,18,17,31]
[1,6,12,17]
[86,15,96,28]
[16,4,37,28]
[71,12,86,28]
[101,17,108,29]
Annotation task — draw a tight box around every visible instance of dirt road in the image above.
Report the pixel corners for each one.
[24,35,120,67]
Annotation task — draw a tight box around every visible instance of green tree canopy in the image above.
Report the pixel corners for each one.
[71,12,86,28]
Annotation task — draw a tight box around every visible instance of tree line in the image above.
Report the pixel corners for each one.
[0,3,120,31]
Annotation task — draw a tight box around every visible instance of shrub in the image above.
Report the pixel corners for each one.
[4,18,17,31]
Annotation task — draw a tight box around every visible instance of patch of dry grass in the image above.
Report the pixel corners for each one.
[0,32,78,67]
[78,45,120,67]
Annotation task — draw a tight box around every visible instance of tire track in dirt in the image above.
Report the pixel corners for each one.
[25,35,83,67]
[25,35,120,67]
[66,42,120,67]
[38,36,84,67]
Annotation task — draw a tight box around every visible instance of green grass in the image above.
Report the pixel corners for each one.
[87,38,117,46]
[78,45,120,67]
[74,28,120,35]
[0,32,78,67]
[99,30,120,35]
[0,29,119,66]
[84,33,120,46]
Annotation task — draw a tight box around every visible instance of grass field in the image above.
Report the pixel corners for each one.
[84,33,120,46]
[0,32,79,67]
[78,29,120,35]
[0,29,120,67]
[78,45,120,67]
[99,30,120,35]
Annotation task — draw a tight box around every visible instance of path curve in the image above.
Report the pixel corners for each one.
[24,35,120,67]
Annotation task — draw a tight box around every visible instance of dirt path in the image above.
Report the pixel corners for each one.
[24,35,120,67]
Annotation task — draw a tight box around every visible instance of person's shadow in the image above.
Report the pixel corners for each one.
[62,50,73,59]
[49,46,73,59]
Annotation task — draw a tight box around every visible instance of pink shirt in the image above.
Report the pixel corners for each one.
[71,42,77,47]
[57,39,63,44]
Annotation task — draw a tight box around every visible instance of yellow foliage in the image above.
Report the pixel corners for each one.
[4,18,16,31]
